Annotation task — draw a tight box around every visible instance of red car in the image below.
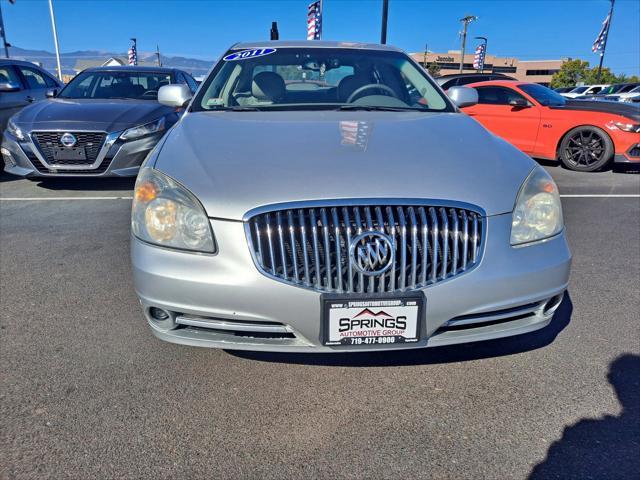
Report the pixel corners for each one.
[462,80,640,171]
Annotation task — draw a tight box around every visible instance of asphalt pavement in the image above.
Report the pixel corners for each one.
[1,163,639,480]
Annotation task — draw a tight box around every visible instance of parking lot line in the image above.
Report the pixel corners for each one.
[559,194,640,198]
[0,196,134,201]
[1,194,639,201]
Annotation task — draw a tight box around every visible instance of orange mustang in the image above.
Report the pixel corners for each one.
[462,80,640,171]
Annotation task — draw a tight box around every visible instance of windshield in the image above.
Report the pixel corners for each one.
[569,86,588,94]
[193,47,452,112]
[59,71,172,100]
[519,84,567,106]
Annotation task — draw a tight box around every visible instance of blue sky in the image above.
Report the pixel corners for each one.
[3,0,639,75]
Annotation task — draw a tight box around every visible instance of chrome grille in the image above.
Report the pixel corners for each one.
[246,203,484,293]
[32,131,106,165]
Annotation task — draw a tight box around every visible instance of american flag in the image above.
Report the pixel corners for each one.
[340,121,371,151]
[473,43,486,70]
[307,0,322,40]
[592,12,611,53]
[128,41,138,66]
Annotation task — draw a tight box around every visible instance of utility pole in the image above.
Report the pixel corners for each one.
[458,15,477,74]
[155,44,161,67]
[380,0,389,44]
[48,0,63,81]
[424,43,428,68]
[596,0,615,83]
[475,36,487,73]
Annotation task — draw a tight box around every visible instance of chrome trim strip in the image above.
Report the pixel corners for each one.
[175,316,290,333]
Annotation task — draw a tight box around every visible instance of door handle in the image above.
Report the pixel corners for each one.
[26,96,34,103]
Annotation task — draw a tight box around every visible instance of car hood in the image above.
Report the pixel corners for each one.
[14,98,175,132]
[554,99,640,122]
[154,111,536,219]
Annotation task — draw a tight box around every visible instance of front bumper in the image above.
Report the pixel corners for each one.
[2,130,164,177]
[131,213,572,352]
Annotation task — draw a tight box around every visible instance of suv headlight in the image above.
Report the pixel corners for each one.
[132,168,215,253]
[7,118,25,141]
[511,167,563,246]
[120,116,166,141]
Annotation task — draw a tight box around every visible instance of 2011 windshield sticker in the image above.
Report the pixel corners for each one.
[223,48,276,61]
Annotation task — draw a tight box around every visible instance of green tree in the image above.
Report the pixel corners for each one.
[551,59,639,88]
[550,59,590,88]
[427,63,441,78]
[584,66,618,85]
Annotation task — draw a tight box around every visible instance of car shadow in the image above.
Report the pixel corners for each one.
[227,292,573,367]
[529,353,640,479]
[30,177,136,192]
[533,157,640,174]
[0,171,24,183]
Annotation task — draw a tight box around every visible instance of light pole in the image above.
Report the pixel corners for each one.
[458,15,477,74]
[48,0,63,81]
[0,0,15,59]
[475,36,487,73]
[380,0,389,44]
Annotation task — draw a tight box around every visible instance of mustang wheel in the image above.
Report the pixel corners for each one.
[559,126,613,172]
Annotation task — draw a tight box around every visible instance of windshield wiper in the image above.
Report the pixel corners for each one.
[335,105,426,112]
[215,106,263,112]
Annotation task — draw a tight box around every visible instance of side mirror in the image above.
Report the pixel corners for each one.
[447,86,478,108]
[45,88,58,98]
[508,97,530,108]
[0,82,21,93]
[158,84,192,108]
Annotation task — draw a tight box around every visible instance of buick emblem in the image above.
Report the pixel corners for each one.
[349,231,394,276]
[60,132,77,148]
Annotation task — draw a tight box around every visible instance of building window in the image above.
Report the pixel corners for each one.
[492,66,517,73]
[525,69,560,76]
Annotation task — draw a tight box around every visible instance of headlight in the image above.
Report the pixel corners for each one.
[605,120,640,133]
[132,168,215,253]
[511,167,563,246]
[7,118,25,141]
[120,116,166,141]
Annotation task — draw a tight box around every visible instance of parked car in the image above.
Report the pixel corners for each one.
[560,84,609,98]
[553,87,574,94]
[0,59,63,135]
[574,83,639,101]
[2,66,198,177]
[436,72,516,90]
[612,85,640,103]
[463,80,640,171]
[131,41,571,352]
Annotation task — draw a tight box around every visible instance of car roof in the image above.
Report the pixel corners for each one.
[231,40,403,52]
[465,80,530,88]
[81,66,179,74]
[0,58,49,68]
[438,72,514,80]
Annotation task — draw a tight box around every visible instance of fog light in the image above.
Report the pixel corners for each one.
[543,294,564,315]
[149,307,170,321]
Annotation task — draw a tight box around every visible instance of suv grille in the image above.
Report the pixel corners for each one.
[246,204,484,293]
[32,131,106,166]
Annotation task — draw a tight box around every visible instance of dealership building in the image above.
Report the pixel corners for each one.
[410,51,566,85]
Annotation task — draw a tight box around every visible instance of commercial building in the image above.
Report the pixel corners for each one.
[410,51,566,85]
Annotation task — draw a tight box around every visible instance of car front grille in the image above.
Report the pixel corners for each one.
[246,203,484,293]
[32,131,106,166]
[25,151,113,175]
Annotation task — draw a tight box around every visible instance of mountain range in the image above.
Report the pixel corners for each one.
[7,46,214,77]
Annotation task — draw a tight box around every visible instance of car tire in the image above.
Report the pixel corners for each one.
[559,126,614,172]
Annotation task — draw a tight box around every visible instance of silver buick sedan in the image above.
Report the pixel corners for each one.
[131,41,571,352]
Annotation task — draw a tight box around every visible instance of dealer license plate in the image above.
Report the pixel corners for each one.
[322,294,423,347]
[53,147,86,161]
